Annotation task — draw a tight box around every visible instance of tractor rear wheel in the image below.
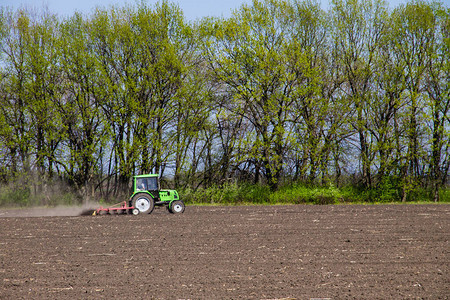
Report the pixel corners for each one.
[169,200,185,214]
[131,193,155,214]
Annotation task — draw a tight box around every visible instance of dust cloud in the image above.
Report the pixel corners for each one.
[0,203,99,218]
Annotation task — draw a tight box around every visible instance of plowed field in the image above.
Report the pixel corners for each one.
[1,205,449,299]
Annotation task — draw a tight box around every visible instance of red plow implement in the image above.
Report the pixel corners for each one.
[93,201,140,216]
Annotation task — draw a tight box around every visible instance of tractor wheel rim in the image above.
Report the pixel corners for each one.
[136,198,150,212]
[173,204,183,212]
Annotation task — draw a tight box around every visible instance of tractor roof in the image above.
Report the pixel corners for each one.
[134,174,159,179]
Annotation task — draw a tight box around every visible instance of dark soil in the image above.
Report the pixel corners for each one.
[0,204,449,299]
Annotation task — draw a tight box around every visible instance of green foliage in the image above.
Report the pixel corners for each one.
[440,188,450,202]
[0,185,30,207]
[0,0,449,206]
[181,182,271,205]
[374,176,401,202]
[182,180,450,205]
[183,182,342,205]
[270,183,342,204]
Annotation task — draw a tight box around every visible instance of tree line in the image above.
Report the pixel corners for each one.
[0,0,448,203]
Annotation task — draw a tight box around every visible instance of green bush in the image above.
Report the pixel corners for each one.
[237,184,270,204]
[181,182,270,205]
[440,188,450,202]
[181,181,450,205]
[182,182,344,205]
[269,183,342,204]
[376,176,401,202]
[0,186,31,207]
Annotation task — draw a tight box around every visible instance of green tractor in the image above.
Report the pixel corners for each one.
[130,174,185,214]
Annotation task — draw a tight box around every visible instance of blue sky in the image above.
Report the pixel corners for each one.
[2,0,414,20]
[3,0,250,20]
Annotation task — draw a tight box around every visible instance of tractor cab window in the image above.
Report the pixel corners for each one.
[147,177,158,191]
[136,178,147,191]
[136,177,158,191]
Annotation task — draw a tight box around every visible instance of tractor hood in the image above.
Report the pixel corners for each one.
[159,189,179,200]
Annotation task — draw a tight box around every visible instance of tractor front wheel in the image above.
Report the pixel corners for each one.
[131,193,155,214]
[169,200,185,214]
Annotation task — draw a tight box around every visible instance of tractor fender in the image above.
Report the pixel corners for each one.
[168,199,176,209]
[168,199,184,209]
[129,191,155,199]
[129,191,155,205]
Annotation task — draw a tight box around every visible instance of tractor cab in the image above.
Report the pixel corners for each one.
[130,174,184,214]
[134,174,159,196]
